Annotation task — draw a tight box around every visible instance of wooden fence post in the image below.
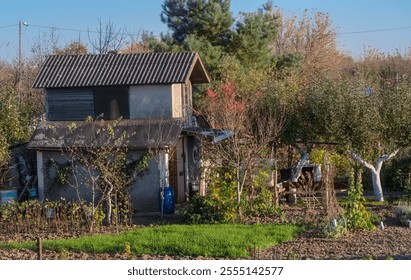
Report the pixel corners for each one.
[37,236,42,260]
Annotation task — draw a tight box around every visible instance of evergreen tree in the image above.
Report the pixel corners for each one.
[158,0,282,77]
[230,1,278,68]
[161,0,233,45]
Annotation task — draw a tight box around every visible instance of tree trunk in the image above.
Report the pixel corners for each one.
[291,152,309,183]
[348,150,399,202]
[107,195,112,224]
[370,169,383,202]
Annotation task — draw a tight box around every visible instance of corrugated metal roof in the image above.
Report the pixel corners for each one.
[33,52,210,88]
[27,119,184,150]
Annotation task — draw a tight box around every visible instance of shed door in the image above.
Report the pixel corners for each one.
[186,136,201,196]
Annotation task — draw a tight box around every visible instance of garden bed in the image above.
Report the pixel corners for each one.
[0,204,410,260]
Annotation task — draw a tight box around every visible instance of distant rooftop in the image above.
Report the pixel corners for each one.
[33,52,210,89]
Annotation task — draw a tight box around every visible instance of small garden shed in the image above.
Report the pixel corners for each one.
[28,51,210,212]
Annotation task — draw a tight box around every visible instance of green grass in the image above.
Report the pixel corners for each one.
[0,224,303,258]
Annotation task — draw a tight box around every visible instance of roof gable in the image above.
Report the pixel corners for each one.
[33,52,210,89]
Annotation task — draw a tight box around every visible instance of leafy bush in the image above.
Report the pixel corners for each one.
[237,162,283,219]
[183,195,225,224]
[344,169,375,230]
[385,151,411,194]
[396,200,411,226]
[0,199,114,234]
[0,88,32,158]
[322,215,348,238]
[244,187,282,218]
[310,148,351,177]
[204,167,239,221]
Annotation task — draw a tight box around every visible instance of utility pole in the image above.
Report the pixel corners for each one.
[19,20,22,68]
[18,20,27,102]
[18,20,22,101]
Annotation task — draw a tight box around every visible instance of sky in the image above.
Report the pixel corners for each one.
[1,0,411,61]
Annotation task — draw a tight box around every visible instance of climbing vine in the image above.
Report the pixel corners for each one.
[344,168,375,230]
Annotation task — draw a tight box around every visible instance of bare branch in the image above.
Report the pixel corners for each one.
[88,18,125,54]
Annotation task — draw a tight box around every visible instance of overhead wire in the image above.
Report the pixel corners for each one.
[0,24,18,29]
[339,26,411,35]
[24,22,411,36]
[2,21,411,37]
[17,23,146,37]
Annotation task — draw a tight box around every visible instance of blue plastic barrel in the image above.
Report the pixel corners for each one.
[159,186,175,214]
[28,187,38,199]
[0,189,18,205]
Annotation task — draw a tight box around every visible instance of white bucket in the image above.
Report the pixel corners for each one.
[0,189,18,205]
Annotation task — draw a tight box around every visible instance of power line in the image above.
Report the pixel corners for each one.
[339,26,411,35]
[27,24,96,34]
[6,20,411,37]
[0,24,18,29]
[23,23,146,37]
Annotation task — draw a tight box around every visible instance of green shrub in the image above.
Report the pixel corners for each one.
[396,200,411,226]
[183,195,226,224]
[0,199,113,233]
[244,187,282,218]
[344,169,375,230]
[244,165,282,218]
[204,167,239,221]
[384,150,411,193]
[322,215,348,238]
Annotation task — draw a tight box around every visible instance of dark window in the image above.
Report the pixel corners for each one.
[93,86,129,120]
[46,88,94,121]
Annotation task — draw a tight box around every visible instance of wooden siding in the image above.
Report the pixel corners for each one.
[46,88,94,121]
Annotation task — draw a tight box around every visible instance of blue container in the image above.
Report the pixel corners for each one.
[0,189,18,205]
[28,187,38,199]
[159,186,175,214]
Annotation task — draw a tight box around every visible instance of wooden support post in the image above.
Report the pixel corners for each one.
[37,236,42,260]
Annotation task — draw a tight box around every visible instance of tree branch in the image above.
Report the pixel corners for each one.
[347,150,375,172]
[291,152,309,182]
[375,149,399,172]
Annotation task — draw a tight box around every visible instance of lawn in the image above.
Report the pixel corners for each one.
[0,224,303,258]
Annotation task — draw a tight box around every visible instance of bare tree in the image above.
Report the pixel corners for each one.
[122,30,152,53]
[88,18,126,54]
[203,82,287,213]
[273,9,352,80]
[30,26,62,65]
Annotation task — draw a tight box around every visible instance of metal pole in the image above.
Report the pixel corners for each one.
[19,20,22,68]
[18,20,22,100]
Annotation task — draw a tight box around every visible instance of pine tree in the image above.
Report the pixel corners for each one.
[230,1,278,68]
[161,0,233,45]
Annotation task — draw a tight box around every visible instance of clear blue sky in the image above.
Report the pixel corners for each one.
[1,0,410,61]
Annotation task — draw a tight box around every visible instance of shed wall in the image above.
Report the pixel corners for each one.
[129,85,173,119]
[40,150,161,213]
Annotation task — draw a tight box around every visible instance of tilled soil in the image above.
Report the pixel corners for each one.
[0,205,410,260]
[259,226,411,260]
